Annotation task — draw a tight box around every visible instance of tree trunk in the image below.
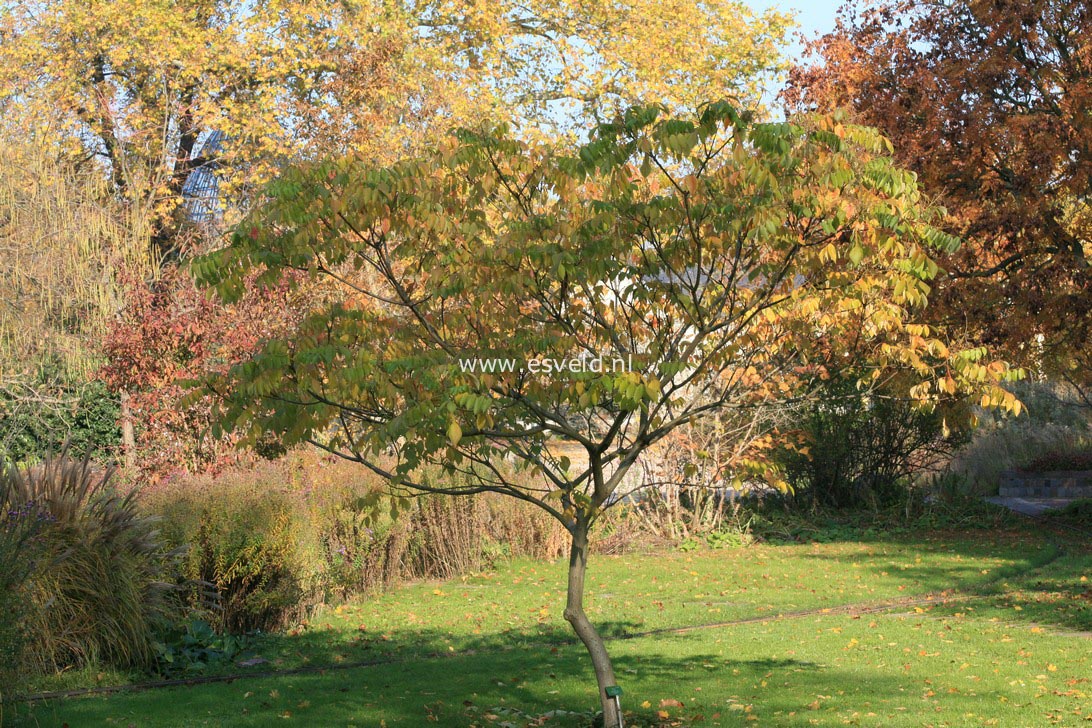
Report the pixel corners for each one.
[565,519,622,728]
[119,389,136,470]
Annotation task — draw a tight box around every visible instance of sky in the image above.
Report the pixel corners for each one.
[750,0,843,64]
[747,0,843,112]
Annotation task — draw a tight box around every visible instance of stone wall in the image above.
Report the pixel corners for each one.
[998,470,1092,498]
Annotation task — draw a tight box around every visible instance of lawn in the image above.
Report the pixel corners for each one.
[9,526,1091,727]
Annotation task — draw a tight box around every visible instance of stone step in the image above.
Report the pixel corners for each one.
[998,485,1092,498]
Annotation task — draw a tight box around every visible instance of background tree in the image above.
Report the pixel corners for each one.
[0,0,793,252]
[196,103,1016,723]
[0,0,792,467]
[0,0,421,256]
[786,0,1092,393]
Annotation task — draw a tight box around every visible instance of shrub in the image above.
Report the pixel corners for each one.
[319,492,410,598]
[776,377,967,510]
[318,485,569,599]
[1020,447,1092,473]
[0,453,178,675]
[0,369,120,464]
[151,473,321,634]
[100,265,304,478]
[318,489,471,599]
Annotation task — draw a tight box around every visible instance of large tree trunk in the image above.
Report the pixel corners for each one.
[565,519,622,728]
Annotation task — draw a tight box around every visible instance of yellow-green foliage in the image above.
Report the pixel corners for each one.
[155,481,320,634]
[0,0,791,197]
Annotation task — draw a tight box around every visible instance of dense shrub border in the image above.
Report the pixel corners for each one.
[0,374,120,464]
[143,454,570,634]
[0,447,1024,695]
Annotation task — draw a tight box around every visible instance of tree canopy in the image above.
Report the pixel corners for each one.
[0,0,792,253]
[788,0,1092,390]
[0,0,794,464]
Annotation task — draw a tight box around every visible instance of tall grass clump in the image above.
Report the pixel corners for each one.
[0,452,178,675]
[0,485,52,708]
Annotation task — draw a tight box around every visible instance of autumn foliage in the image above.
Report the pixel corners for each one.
[100,267,302,477]
[193,102,1020,719]
[787,0,1092,385]
[1,0,797,468]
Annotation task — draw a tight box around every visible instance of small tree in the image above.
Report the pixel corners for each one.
[196,103,1016,724]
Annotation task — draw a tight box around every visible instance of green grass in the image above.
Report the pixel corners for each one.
[8,526,1091,727]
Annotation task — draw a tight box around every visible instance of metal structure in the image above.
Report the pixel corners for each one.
[180,130,225,225]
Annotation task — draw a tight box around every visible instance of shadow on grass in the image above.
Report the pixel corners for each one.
[244,616,644,676]
[10,634,862,728]
[755,521,1092,637]
[803,528,1092,634]
[18,625,1065,728]
[947,550,1092,634]
[794,528,1041,578]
